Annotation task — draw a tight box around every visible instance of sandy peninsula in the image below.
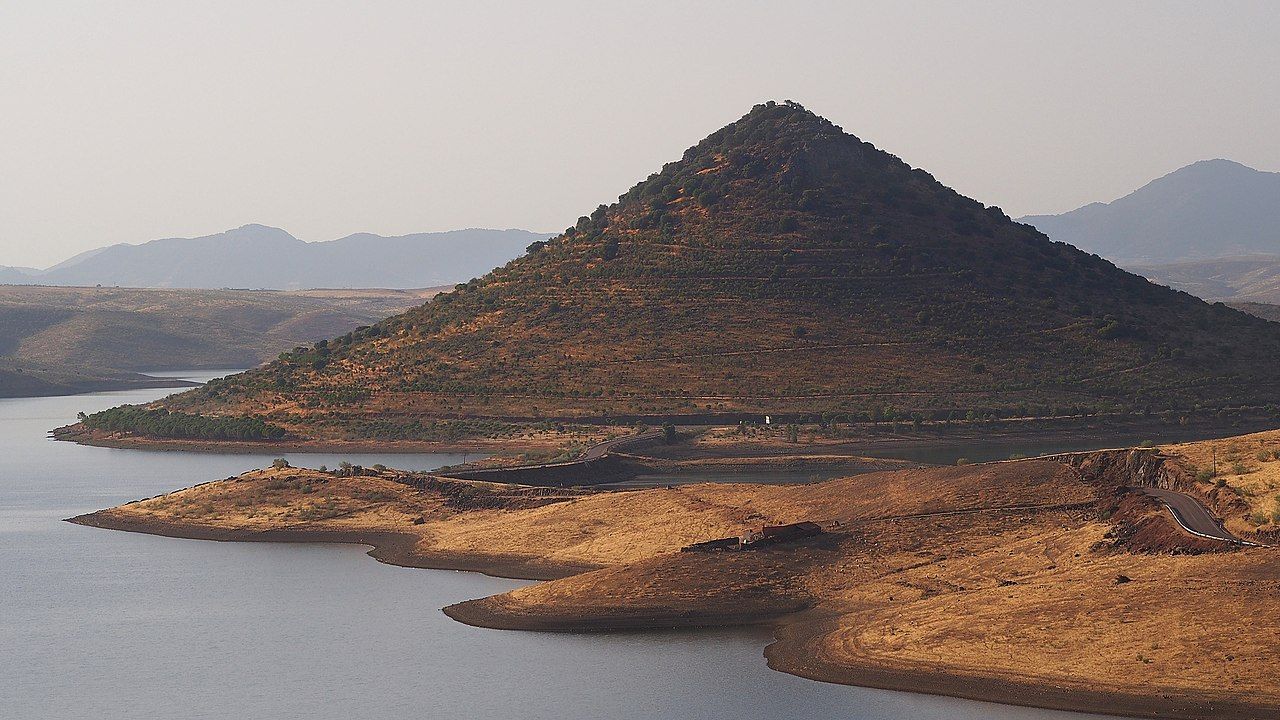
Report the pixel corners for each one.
[68,437,1280,720]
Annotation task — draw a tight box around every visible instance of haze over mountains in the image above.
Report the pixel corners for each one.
[1129,256,1280,305]
[1021,159,1280,265]
[0,266,39,284]
[0,226,549,290]
[144,102,1280,443]
[0,285,436,397]
[10,162,1276,305]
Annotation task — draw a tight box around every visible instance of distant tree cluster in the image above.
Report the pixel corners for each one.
[318,417,518,441]
[78,406,285,440]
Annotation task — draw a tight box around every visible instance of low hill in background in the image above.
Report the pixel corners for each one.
[0,266,38,284]
[0,361,200,398]
[1228,301,1280,324]
[1,226,549,290]
[1129,255,1280,304]
[1020,159,1280,265]
[0,285,439,397]
[134,101,1280,443]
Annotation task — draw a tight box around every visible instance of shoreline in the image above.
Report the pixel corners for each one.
[53,416,1280,460]
[50,426,543,455]
[442,595,802,632]
[65,511,595,581]
[764,612,1270,720]
[65,508,1279,720]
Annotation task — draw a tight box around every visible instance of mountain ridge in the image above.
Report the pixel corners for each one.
[2,226,550,290]
[1021,159,1280,264]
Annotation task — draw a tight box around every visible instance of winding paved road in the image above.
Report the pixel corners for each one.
[1142,487,1255,545]
[581,430,663,460]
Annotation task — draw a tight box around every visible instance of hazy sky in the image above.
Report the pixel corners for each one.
[2,1,1278,268]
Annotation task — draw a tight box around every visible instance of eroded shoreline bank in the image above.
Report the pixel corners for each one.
[66,511,594,581]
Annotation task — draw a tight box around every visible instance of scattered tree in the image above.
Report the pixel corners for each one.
[662,423,678,444]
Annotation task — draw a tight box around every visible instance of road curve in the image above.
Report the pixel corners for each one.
[1142,487,1255,545]
[581,430,663,460]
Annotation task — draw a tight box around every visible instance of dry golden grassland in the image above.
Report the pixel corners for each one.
[1163,429,1280,531]
[101,461,1090,566]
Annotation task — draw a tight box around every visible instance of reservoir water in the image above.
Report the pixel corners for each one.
[1,373,1118,720]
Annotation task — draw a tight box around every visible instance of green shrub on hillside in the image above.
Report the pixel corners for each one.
[80,406,285,441]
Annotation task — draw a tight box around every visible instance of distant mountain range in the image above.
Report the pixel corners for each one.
[0,225,550,290]
[1020,159,1280,265]
[0,285,438,397]
[0,266,39,284]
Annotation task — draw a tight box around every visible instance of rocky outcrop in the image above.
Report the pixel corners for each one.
[1047,448,1187,491]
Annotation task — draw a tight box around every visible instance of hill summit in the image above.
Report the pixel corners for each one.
[153,101,1280,440]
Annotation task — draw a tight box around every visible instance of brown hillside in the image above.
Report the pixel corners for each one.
[141,102,1280,440]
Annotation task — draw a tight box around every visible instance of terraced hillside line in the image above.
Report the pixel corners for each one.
[607,321,1090,366]
[1073,357,1175,382]
[605,340,916,364]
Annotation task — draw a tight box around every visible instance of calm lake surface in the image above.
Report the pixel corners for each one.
[1,373,1118,720]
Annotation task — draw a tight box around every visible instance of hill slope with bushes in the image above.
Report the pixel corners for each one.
[144,102,1280,440]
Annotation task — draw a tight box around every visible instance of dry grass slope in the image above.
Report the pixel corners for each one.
[1163,428,1280,536]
